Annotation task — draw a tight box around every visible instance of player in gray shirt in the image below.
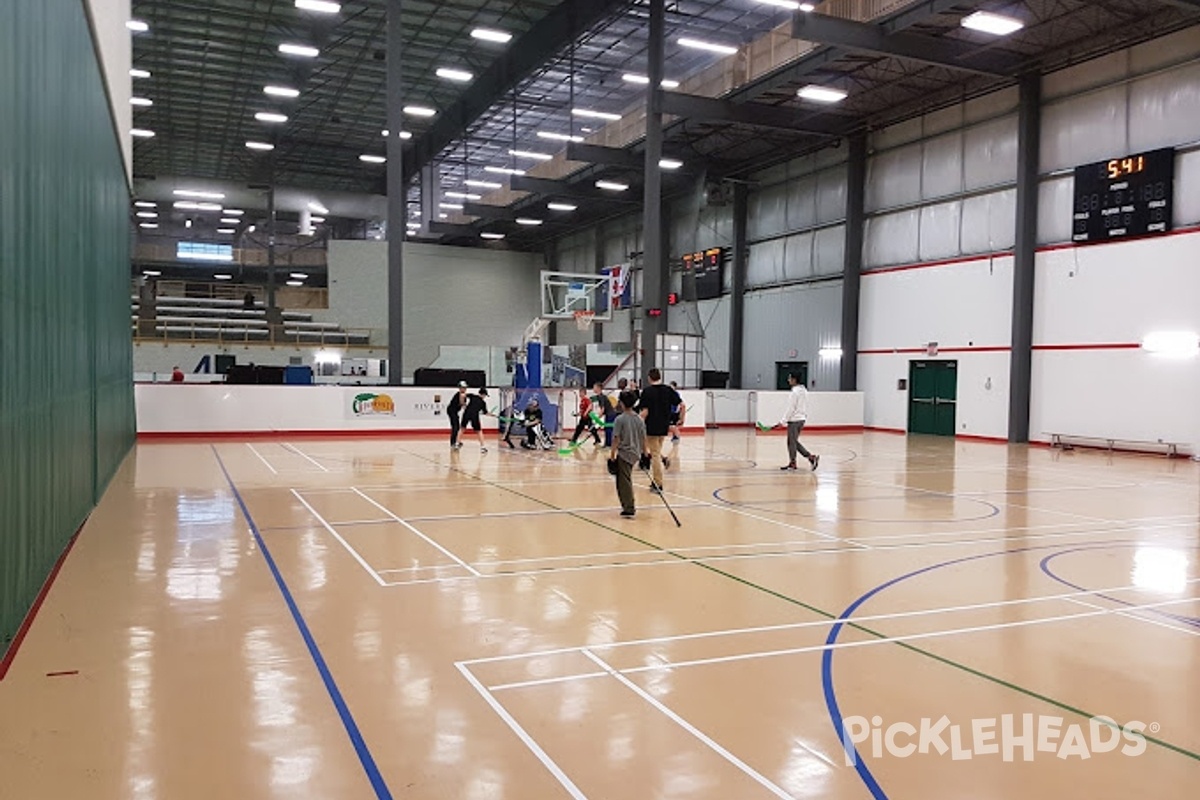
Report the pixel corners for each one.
[609,391,648,517]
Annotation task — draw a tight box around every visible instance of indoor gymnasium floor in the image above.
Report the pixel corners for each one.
[1,430,1198,799]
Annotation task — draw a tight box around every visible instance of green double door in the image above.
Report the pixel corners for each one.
[908,360,957,436]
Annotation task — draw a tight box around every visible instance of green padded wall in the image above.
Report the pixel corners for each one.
[0,0,135,646]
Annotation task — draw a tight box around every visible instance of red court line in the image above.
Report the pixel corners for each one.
[0,522,85,681]
[956,433,1009,444]
[140,425,709,441]
[45,670,79,677]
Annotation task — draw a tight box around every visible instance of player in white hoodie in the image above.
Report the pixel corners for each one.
[778,374,819,471]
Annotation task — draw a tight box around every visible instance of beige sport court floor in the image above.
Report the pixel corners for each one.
[1,430,1197,799]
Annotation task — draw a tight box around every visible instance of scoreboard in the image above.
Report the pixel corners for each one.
[1072,148,1174,244]
[682,247,725,300]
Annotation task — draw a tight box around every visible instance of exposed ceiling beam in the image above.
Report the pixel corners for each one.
[461,202,521,221]
[1155,0,1200,9]
[792,12,1014,77]
[565,143,643,169]
[510,175,642,204]
[403,0,633,182]
[659,91,846,136]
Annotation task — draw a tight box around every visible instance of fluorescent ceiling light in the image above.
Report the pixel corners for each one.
[247,225,256,232]
[439,202,464,210]
[279,43,319,58]
[264,85,300,98]
[406,222,421,229]
[286,280,304,287]
[126,20,149,33]
[255,112,288,123]
[246,141,275,151]
[134,201,157,208]
[622,74,680,89]
[961,11,1024,36]
[223,209,245,216]
[516,218,543,226]
[471,28,512,44]
[403,105,436,117]
[436,67,474,82]
[484,166,525,176]
[213,274,233,280]
[510,149,552,161]
[290,272,309,279]
[220,218,240,224]
[136,212,158,219]
[143,271,161,277]
[819,346,843,359]
[547,202,577,211]
[596,180,629,192]
[295,0,341,12]
[381,129,413,139]
[139,224,158,230]
[678,37,738,55]
[798,85,848,103]
[174,189,226,200]
[308,202,329,214]
[130,68,151,79]
[359,154,386,163]
[581,127,593,133]
[754,0,805,9]
[217,228,236,234]
[130,97,153,107]
[572,108,621,122]
[465,179,502,189]
[444,191,481,200]
[179,251,232,262]
[659,159,683,170]
[310,216,325,223]
[480,232,505,240]
[1142,331,1199,357]
[185,220,192,229]
[131,128,155,138]
[800,2,816,9]
[538,131,584,143]
[438,213,448,219]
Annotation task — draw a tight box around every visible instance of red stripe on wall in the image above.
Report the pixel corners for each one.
[858,345,1011,355]
[1031,343,1141,351]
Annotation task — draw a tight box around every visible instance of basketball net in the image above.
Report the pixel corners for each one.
[573,310,596,331]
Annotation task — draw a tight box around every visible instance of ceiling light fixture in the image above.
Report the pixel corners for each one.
[126,20,149,33]
[295,0,341,12]
[255,112,288,123]
[217,228,236,234]
[659,159,684,170]
[509,149,552,161]
[596,180,629,192]
[130,68,151,79]
[444,192,482,200]
[403,105,436,117]
[480,232,505,240]
[381,129,413,139]
[139,223,158,230]
[246,141,275,151]
[213,274,233,280]
[797,85,848,103]
[484,166,525,176]
[134,201,157,208]
[678,37,738,55]
[131,128,155,138]
[622,73,680,89]
[436,67,474,82]
[220,217,240,224]
[310,217,325,223]
[143,270,161,277]
[308,202,329,215]
[174,189,226,200]
[359,154,386,163]
[286,280,304,287]
[223,209,245,216]
[136,212,158,219]
[961,10,1025,36]
[173,201,222,210]
[547,202,577,212]
[290,272,309,279]
[130,97,153,107]
[537,131,584,143]
[572,108,621,122]
[264,85,300,98]
[516,218,543,226]
[471,28,512,44]
[279,43,320,58]
[439,202,464,210]
[754,0,804,9]
[465,179,503,189]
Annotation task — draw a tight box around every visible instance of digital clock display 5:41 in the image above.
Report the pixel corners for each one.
[1106,156,1146,179]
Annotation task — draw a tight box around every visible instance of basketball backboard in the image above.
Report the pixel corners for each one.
[540,271,615,321]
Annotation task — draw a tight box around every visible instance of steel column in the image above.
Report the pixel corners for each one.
[729,182,748,389]
[640,0,666,376]
[386,0,405,384]
[840,132,866,391]
[1008,74,1041,442]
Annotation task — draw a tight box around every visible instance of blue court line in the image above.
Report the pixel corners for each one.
[711,483,1001,522]
[212,446,393,800]
[1039,545,1200,628]
[821,539,1199,800]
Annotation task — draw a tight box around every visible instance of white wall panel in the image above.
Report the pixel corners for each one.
[864,209,920,268]
[786,175,818,231]
[1043,50,1128,100]
[816,169,848,223]
[669,297,729,372]
[1037,176,1075,245]
[1130,25,1200,73]
[921,132,964,199]
[924,104,965,137]
[1041,86,1128,172]
[866,144,923,211]
[871,116,924,151]
[699,204,734,247]
[742,282,843,390]
[87,0,132,183]
[748,182,788,240]
[963,116,1018,190]
[747,238,784,287]
[814,224,845,275]
[782,232,815,281]
[1174,149,1200,226]
[960,189,1016,254]
[918,200,962,261]
[1128,62,1200,154]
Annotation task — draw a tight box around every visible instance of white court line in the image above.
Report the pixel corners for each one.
[290,489,385,586]
[283,443,331,473]
[467,573,1200,670]
[580,649,796,800]
[403,502,711,522]
[455,663,588,800]
[655,486,851,546]
[351,487,482,577]
[245,443,279,474]
[489,595,1200,691]
[1063,597,1200,639]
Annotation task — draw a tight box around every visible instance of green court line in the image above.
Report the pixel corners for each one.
[401,448,1200,762]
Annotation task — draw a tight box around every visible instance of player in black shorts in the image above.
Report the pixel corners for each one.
[459,388,492,453]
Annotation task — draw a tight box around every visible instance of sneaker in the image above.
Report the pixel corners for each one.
[671,435,680,443]
[780,463,797,471]
[620,509,636,518]
[663,456,671,469]
[506,440,514,449]
[481,447,488,453]
[650,484,662,494]
[810,454,820,471]
[454,442,463,450]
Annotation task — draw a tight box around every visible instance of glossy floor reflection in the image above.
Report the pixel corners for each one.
[1,431,1198,798]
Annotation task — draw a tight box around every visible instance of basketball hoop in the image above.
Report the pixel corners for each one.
[573,310,596,331]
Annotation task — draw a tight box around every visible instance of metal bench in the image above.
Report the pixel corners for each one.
[1047,433,1182,458]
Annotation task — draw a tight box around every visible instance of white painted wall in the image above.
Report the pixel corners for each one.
[84,0,132,184]
[323,240,542,378]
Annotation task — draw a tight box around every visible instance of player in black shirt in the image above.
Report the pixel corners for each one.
[636,369,684,491]
[460,388,493,453]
